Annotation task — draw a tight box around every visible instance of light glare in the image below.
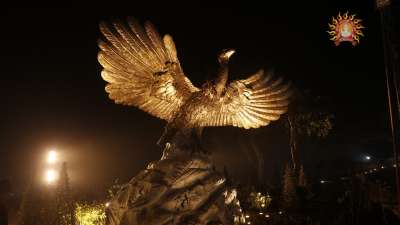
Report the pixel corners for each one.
[47,150,57,164]
[45,169,58,184]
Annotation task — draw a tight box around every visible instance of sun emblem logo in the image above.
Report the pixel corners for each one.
[327,12,365,46]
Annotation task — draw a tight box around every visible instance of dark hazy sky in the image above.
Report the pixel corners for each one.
[1,3,399,195]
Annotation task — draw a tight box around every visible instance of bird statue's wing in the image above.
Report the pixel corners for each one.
[198,70,291,129]
[98,19,199,121]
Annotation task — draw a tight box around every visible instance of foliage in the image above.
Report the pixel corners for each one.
[18,162,76,225]
[107,179,122,199]
[291,112,333,138]
[75,202,106,225]
[247,191,272,210]
[56,162,75,225]
[286,89,334,139]
[286,89,334,171]
[18,184,40,225]
[18,183,56,225]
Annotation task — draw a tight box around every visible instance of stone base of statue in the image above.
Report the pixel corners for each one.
[105,136,243,225]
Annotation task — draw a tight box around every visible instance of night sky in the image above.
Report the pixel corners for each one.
[1,3,399,196]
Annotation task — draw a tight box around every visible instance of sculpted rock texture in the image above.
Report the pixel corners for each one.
[105,143,243,225]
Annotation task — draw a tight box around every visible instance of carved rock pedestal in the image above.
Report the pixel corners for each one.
[105,143,243,225]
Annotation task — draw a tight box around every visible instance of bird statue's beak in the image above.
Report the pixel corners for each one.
[224,49,235,59]
[218,49,236,64]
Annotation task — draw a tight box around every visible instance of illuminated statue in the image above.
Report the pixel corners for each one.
[98,19,291,152]
[98,18,290,225]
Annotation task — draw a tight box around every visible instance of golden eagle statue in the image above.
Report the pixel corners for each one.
[98,19,291,151]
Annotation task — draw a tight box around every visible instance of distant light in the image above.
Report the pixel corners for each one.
[247,222,251,225]
[365,156,371,161]
[394,164,397,168]
[259,212,263,215]
[373,168,377,171]
[47,150,57,164]
[381,166,385,169]
[278,211,283,215]
[105,202,110,207]
[245,215,250,218]
[265,214,270,218]
[45,169,58,184]
[320,180,326,184]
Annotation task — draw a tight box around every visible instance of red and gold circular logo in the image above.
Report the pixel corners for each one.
[327,12,365,46]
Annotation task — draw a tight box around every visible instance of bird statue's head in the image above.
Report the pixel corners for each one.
[218,49,235,64]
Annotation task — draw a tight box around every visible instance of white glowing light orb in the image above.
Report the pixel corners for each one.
[45,169,58,184]
[365,156,371,160]
[47,150,57,164]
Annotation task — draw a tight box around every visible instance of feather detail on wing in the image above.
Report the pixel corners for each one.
[98,18,199,121]
[198,70,291,129]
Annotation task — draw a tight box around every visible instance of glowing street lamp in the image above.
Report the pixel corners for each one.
[47,150,57,164]
[364,155,371,161]
[45,169,58,184]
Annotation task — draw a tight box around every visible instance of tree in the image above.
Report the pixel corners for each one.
[18,183,50,225]
[18,184,38,225]
[298,165,308,188]
[282,163,296,208]
[56,162,75,225]
[286,90,334,171]
[75,202,106,225]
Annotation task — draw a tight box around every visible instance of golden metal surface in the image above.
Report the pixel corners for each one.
[98,19,291,134]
